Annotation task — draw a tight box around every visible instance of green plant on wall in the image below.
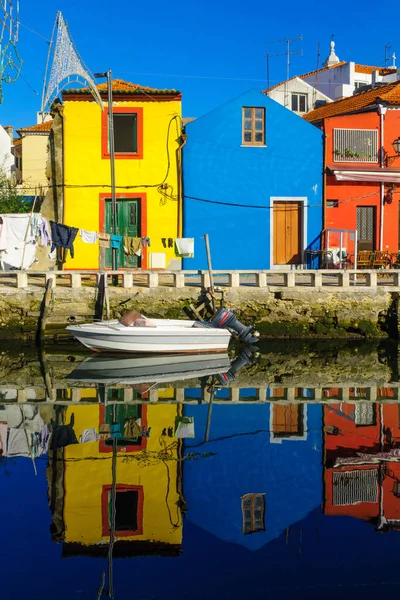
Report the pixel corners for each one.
[0,162,38,213]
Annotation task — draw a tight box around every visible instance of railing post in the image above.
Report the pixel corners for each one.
[174,272,185,288]
[366,271,377,287]
[228,273,240,287]
[284,272,295,287]
[256,388,267,401]
[71,273,81,289]
[175,388,185,402]
[148,272,159,288]
[201,272,210,288]
[123,273,133,288]
[338,271,350,287]
[16,272,28,288]
[255,273,267,288]
[312,272,322,287]
[230,388,240,402]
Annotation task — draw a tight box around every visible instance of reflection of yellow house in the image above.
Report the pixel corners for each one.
[51,79,182,270]
[49,403,183,557]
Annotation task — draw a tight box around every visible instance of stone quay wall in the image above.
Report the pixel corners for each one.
[0,269,399,340]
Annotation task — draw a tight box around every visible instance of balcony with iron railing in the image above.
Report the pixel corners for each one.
[333,128,378,163]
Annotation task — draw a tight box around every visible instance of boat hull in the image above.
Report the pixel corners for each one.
[66,321,231,354]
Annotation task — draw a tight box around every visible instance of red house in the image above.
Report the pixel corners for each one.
[305,81,400,264]
[324,400,400,530]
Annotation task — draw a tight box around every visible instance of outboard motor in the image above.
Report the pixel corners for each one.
[210,307,259,344]
[216,345,258,385]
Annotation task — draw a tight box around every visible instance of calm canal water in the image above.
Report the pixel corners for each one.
[2,339,400,599]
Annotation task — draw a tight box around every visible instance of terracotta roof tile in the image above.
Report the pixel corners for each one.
[263,61,346,93]
[63,79,180,97]
[17,120,53,133]
[355,64,396,75]
[304,81,400,122]
[13,138,22,146]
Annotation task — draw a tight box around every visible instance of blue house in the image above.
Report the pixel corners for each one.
[182,90,323,270]
[182,403,323,551]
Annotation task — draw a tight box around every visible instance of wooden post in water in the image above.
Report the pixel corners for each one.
[37,277,53,345]
[204,385,215,443]
[204,233,216,314]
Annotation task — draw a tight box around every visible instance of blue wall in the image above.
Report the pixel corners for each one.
[182,403,323,550]
[182,90,323,269]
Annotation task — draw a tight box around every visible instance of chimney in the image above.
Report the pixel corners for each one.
[3,125,13,139]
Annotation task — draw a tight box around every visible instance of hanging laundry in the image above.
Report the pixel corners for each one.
[0,422,7,456]
[40,424,51,454]
[50,221,79,259]
[31,213,41,238]
[123,418,141,438]
[141,237,151,247]
[168,237,173,248]
[161,238,167,248]
[40,217,51,246]
[174,416,195,438]
[1,214,37,270]
[175,238,194,258]
[80,428,98,443]
[111,424,122,439]
[124,236,142,257]
[98,232,111,248]
[80,229,98,244]
[0,215,7,251]
[50,414,78,450]
[110,234,123,249]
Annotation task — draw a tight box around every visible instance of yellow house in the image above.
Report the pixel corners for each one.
[15,120,52,195]
[48,403,183,557]
[52,79,183,270]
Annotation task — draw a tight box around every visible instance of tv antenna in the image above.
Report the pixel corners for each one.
[265,34,303,106]
[384,43,392,67]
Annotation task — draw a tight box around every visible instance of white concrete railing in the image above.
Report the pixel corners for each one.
[1,269,400,290]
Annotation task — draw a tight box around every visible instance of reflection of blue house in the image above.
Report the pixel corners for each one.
[182,404,323,550]
[182,90,323,270]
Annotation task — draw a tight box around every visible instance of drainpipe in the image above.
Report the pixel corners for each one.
[378,103,387,251]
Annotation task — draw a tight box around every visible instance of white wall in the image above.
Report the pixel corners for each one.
[0,125,14,177]
[268,77,331,113]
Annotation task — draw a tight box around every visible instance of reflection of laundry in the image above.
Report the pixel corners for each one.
[168,426,173,437]
[174,416,195,438]
[0,423,7,456]
[141,426,151,438]
[7,429,30,457]
[40,424,51,454]
[111,424,122,439]
[123,418,141,438]
[175,238,194,258]
[50,413,78,450]
[141,237,151,247]
[99,424,111,434]
[80,428,98,443]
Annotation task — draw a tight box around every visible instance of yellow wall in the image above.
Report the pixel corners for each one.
[63,98,182,270]
[63,404,182,547]
[21,134,49,192]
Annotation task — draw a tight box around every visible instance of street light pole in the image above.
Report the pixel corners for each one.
[95,69,118,271]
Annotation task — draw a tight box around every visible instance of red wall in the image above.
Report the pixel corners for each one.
[325,110,400,253]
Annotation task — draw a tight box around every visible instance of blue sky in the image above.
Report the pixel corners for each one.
[1,0,398,130]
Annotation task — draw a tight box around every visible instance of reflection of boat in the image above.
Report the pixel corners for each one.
[66,317,231,354]
[65,352,232,385]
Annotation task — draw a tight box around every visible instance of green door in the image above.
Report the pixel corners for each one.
[105,199,141,268]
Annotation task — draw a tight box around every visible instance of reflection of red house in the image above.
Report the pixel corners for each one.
[305,82,400,258]
[324,402,400,530]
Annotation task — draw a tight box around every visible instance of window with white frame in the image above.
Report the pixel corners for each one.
[291,93,308,113]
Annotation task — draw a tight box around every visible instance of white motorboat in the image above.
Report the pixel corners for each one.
[65,352,232,385]
[66,313,231,354]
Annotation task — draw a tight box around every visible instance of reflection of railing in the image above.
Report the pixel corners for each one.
[1,383,400,404]
[3,269,400,290]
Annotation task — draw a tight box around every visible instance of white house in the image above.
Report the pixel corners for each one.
[0,125,15,177]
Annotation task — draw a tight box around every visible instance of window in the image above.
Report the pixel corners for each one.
[291,93,308,113]
[242,107,265,146]
[242,493,265,534]
[354,81,367,90]
[102,107,143,159]
[327,199,339,208]
[333,128,378,163]
[102,485,144,536]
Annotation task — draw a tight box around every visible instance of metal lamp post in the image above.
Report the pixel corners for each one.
[94,69,118,271]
